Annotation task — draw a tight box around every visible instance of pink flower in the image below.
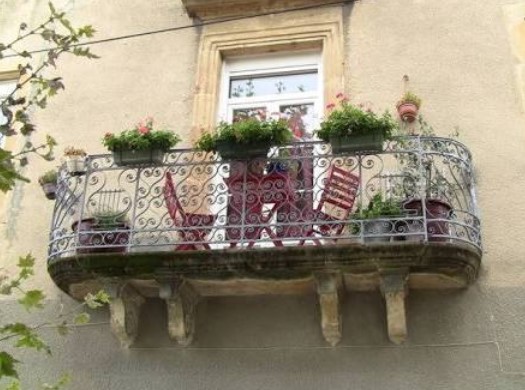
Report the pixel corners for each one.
[326,103,336,110]
[104,132,112,138]
[138,126,150,135]
[336,92,344,99]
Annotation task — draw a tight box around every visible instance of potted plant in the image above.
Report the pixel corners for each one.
[38,170,58,200]
[63,146,87,175]
[396,91,422,123]
[352,194,404,243]
[102,117,180,166]
[73,210,130,253]
[316,95,397,154]
[194,118,293,160]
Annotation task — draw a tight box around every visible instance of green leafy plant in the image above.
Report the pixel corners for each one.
[194,118,293,153]
[316,95,398,142]
[351,194,404,234]
[91,210,128,228]
[102,117,180,152]
[37,170,57,185]
[0,2,98,193]
[397,91,422,109]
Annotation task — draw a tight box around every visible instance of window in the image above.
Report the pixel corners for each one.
[219,52,322,140]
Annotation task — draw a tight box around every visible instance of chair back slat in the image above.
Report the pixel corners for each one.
[318,166,360,215]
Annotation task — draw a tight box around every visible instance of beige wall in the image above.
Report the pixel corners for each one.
[2,0,525,388]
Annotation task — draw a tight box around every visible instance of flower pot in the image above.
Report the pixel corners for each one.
[216,140,271,160]
[329,130,384,154]
[112,148,165,166]
[396,103,419,123]
[403,198,452,241]
[66,157,86,175]
[363,218,394,243]
[72,218,130,253]
[41,183,57,200]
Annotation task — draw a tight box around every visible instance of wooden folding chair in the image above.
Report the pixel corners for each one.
[164,171,217,250]
[299,165,360,246]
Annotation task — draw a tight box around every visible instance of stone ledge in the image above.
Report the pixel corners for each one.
[181,0,345,20]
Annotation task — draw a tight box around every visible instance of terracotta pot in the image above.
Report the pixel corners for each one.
[396,103,419,123]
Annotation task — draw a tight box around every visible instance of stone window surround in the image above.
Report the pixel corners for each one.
[190,7,344,140]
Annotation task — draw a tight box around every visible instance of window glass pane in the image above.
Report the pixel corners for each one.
[280,104,315,140]
[232,107,267,122]
[229,72,317,98]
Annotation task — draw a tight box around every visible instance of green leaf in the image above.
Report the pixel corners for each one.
[18,254,35,269]
[48,2,57,16]
[18,289,45,311]
[0,351,19,379]
[84,290,110,309]
[4,379,21,390]
[19,51,31,58]
[74,312,90,325]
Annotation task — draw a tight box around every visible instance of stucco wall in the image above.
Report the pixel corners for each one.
[2,0,525,388]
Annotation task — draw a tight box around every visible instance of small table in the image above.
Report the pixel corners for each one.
[224,164,296,247]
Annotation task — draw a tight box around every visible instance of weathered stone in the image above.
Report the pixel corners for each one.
[380,271,409,345]
[315,272,343,346]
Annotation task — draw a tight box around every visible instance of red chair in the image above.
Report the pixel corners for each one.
[164,172,217,250]
[299,166,360,246]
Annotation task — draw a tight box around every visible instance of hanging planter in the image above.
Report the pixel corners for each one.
[316,94,397,155]
[329,129,385,154]
[103,117,180,166]
[38,170,58,200]
[194,118,292,161]
[396,91,422,123]
[112,148,165,166]
[63,146,87,175]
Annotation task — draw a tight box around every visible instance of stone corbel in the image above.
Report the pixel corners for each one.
[159,279,199,346]
[380,270,409,345]
[106,282,145,348]
[314,272,344,346]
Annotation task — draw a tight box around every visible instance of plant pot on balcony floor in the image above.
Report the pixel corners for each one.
[403,198,452,242]
[72,218,130,254]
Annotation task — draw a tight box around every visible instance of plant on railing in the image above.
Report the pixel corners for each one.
[38,169,58,200]
[63,146,87,175]
[317,94,398,154]
[102,117,180,166]
[396,91,422,123]
[195,117,293,160]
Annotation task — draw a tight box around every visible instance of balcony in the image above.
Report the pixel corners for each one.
[47,136,481,346]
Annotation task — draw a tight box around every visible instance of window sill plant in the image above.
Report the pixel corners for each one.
[194,118,293,160]
[317,94,397,154]
[64,146,87,175]
[38,169,58,200]
[103,117,180,166]
[396,91,421,123]
[72,210,130,253]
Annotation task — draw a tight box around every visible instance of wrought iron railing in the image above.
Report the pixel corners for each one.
[48,136,481,260]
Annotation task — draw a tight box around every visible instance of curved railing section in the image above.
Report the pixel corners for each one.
[48,136,481,260]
